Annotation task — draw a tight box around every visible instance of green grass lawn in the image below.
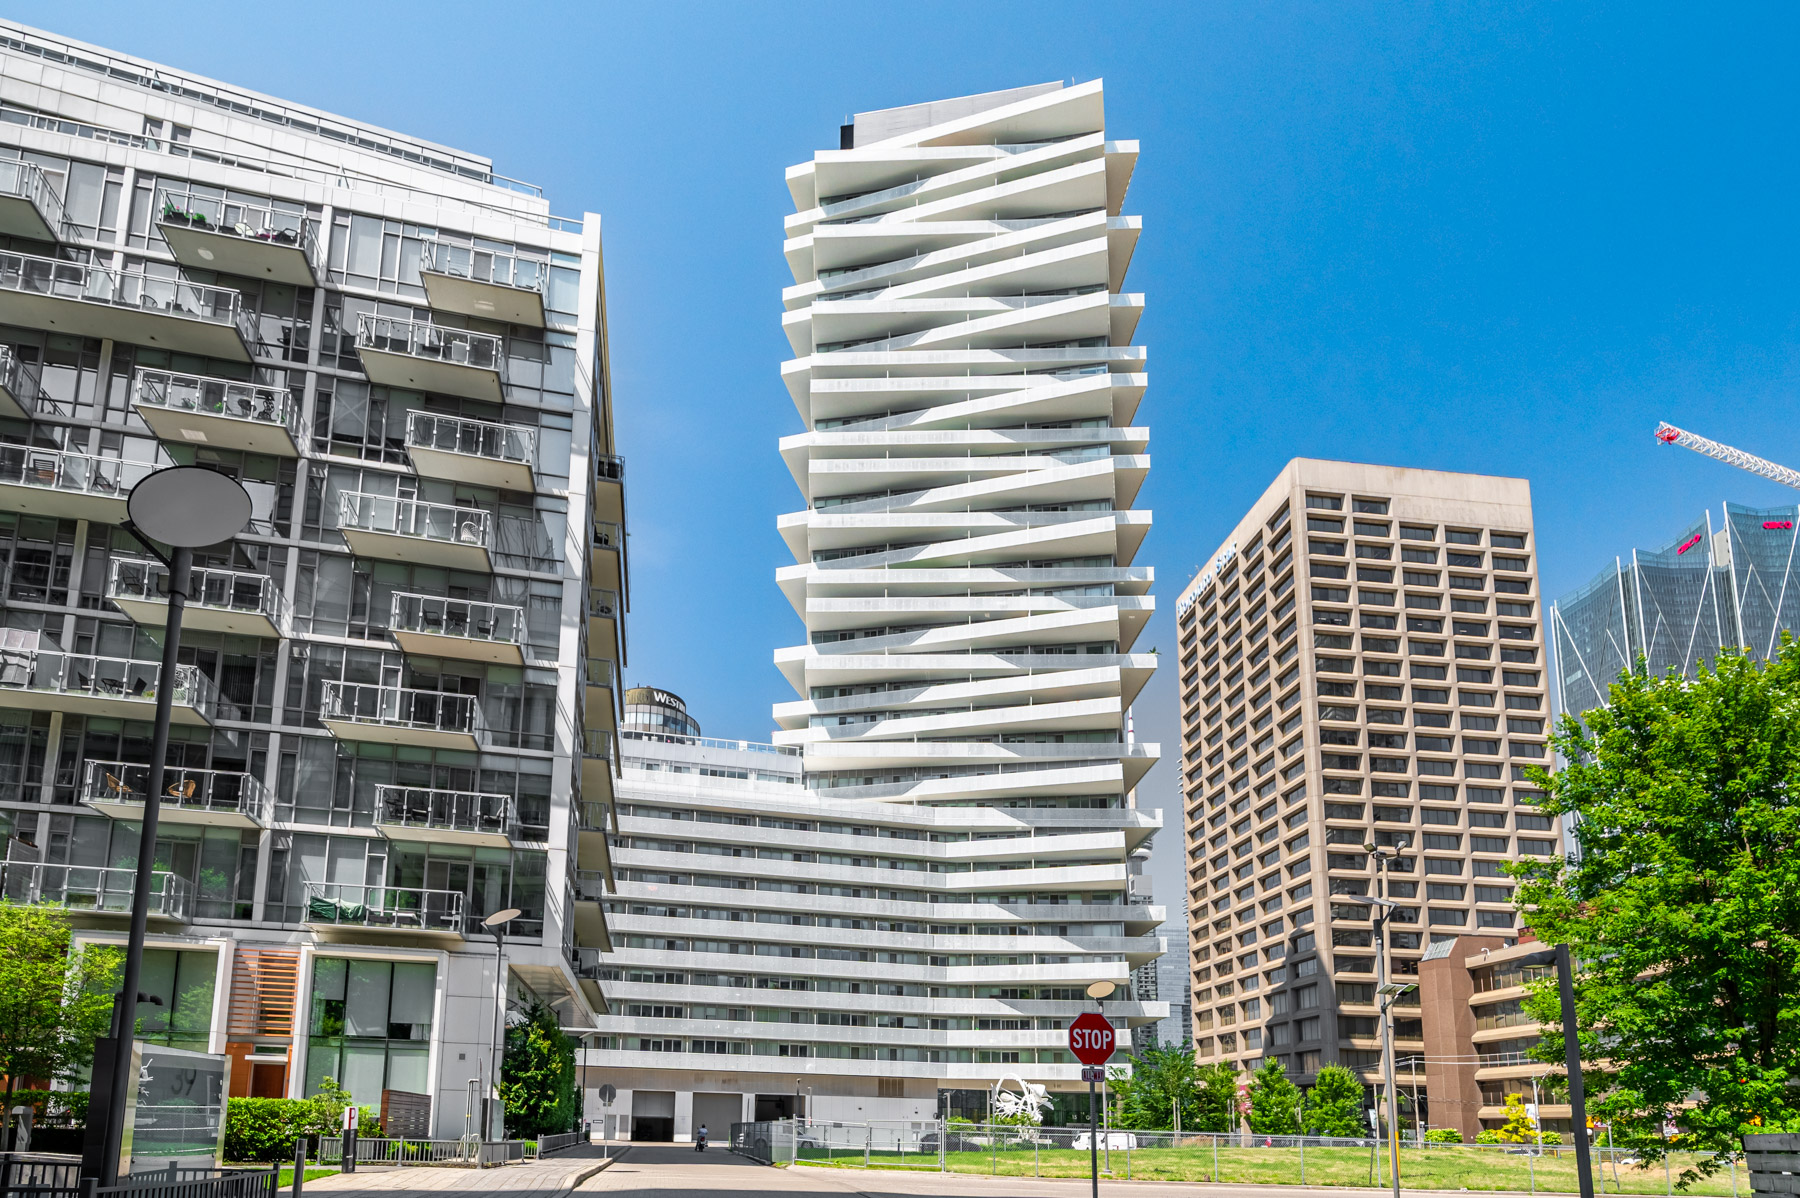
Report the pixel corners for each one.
[271,1165,338,1190]
[797,1144,1742,1194]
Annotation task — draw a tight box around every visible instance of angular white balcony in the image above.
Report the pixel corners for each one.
[581,727,614,807]
[375,785,514,848]
[156,188,321,286]
[0,649,218,725]
[405,410,536,492]
[0,861,191,923]
[320,681,481,750]
[303,881,463,944]
[82,759,271,828]
[131,368,299,457]
[388,592,524,665]
[590,521,624,592]
[108,560,287,639]
[354,314,503,402]
[0,344,44,421]
[587,588,622,666]
[419,241,547,327]
[572,947,606,1010]
[593,454,624,524]
[0,160,66,241]
[570,868,609,950]
[583,656,617,732]
[0,447,153,523]
[0,252,254,361]
[337,492,492,572]
[574,798,611,875]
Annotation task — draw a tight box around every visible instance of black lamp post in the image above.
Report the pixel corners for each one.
[82,466,252,1185]
[481,907,521,1141]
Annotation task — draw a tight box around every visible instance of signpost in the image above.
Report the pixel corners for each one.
[1069,1012,1116,1198]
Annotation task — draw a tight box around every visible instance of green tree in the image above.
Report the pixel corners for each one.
[1109,1038,1194,1130]
[1302,1065,1365,1137]
[500,1002,577,1137]
[1248,1058,1302,1134]
[1514,645,1800,1175]
[0,902,118,1098]
[1494,1093,1541,1144]
[1194,1061,1240,1133]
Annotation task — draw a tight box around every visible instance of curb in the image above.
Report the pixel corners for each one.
[563,1155,618,1190]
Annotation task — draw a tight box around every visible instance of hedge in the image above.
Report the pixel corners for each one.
[2,1090,89,1123]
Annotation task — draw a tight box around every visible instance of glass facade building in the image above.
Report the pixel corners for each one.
[0,21,624,1134]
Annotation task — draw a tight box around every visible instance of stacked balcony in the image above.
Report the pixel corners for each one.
[0,647,218,725]
[131,368,299,457]
[156,187,321,286]
[0,252,255,361]
[302,881,463,944]
[0,344,44,421]
[419,241,547,327]
[587,587,622,666]
[593,454,625,524]
[0,861,190,923]
[571,948,606,1011]
[319,681,481,750]
[82,759,271,829]
[375,785,514,848]
[573,798,611,878]
[569,866,610,952]
[0,447,153,523]
[109,560,287,639]
[0,160,66,242]
[354,314,502,402]
[580,727,615,808]
[389,593,524,665]
[338,492,492,572]
[405,411,536,492]
[591,521,624,592]
[584,655,618,733]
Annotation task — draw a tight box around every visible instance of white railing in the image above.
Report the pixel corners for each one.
[0,343,43,412]
[0,650,219,721]
[390,592,523,647]
[355,313,502,371]
[587,589,621,619]
[572,870,606,901]
[0,251,254,342]
[83,759,271,823]
[132,367,295,432]
[595,454,624,485]
[109,559,289,630]
[303,881,464,934]
[156,186,321,271]
[618,728,802,757]
[406,410,535,468]
[0,159,66,232]
[0,446,153,499]
[0,860,191,919]
[320,681,480,738]
[593,521,623,550]
[338,492,491,550]
[375,785,513,838]
[420,240,546,294]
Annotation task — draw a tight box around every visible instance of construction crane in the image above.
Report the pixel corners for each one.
[1654,421,1800,492]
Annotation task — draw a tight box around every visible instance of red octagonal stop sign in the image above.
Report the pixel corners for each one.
[1068,1012,1116,1066]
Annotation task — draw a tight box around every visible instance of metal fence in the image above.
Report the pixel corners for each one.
[729,1122,1744,1195]
[535,1133,581,1155]
[0,1156,277,1198]
[314,1138,539,1169]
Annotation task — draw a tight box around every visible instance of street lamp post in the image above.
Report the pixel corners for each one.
[1085,979,1115,1198]
[1339,839,1414,1198]
[82,467,252,1185]
[481,908,521,1142]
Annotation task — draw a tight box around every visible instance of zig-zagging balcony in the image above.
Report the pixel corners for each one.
[573,798,611,878]
[320,681,481,751]
[0,861,190,924]
[571,947,607,1010]
[0,160,66,241]
[0,252,255,361]
[590,521,625,592]
[587,588,622,667]
[0,344,44,421]
[109,559,287,639]
[570,868,610,951]
[0,647,219,725]
[355,314,502,403]
[0,447,153,523]
[405,410,536,492]
[156,187,320,286]
[581,727,615,808]
[131,367,299,456]
[583,656,618,733]
[82,759,271,828]
[593,454,624,524]
[303,881,463,945]
[338,492,492,572]
[389,592,524,665]
[375,785,514,848]
[419,240,547,327]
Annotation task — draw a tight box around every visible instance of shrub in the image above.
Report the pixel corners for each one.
[3,1089,88,1123]
[224,1098,315,1162]
[1475,1129,1504,1144]
[1540,1130,1563,1145]
[1425,1128,1464,1143]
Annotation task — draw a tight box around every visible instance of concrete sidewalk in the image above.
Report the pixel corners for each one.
[303,1145,617,1197]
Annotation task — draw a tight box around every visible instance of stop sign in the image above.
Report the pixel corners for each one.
[1068,1012,1116,1066]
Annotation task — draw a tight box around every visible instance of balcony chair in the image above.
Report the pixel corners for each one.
[166,779,197,801]
[103,772,135,799]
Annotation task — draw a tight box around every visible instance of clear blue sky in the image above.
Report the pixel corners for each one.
[24,1,1800,906]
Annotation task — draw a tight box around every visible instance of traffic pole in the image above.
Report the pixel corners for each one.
[1089,1073,1099,1198]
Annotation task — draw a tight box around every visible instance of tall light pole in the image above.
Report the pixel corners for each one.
[1341,837,1413,1198]
[82,467,252,1185]
[482,907,521,1142]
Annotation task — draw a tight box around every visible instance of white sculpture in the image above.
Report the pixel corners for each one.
[990,1073,1052,1124]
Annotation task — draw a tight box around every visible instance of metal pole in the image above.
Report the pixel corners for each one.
[1556,944,1596,1198]
[1089,1075,1099,1198]
[488,928,506,1141]
[1374,851,1401,1198]
[292,1136,306,1198]
[94,544,190,1184]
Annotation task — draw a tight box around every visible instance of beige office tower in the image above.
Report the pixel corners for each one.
[1173,460,1556,1091]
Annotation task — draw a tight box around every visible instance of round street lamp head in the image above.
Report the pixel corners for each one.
[1086,980,1116,1000]
[127,466,252,548]
[482,907,522,928]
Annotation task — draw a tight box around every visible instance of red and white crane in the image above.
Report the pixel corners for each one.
[1654,422,1800,492]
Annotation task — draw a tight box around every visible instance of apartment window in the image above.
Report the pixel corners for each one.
[1353,499,1390,515]
[1307,495,1344,511]
[306,957,436,1109]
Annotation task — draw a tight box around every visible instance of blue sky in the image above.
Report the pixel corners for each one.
[23,1,1800,904]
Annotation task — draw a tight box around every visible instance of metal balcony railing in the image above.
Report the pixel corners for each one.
[593,521,623,551]
[337,492,491,549]
[0,159,67,233]
[575,800,608,832]
[585,657,616,690]
[406,409,535,468]
[573,870,606,901]
[0,343,44,413]
[320,681,479,738]
[389,592,523,647]
[0,251,255,342]
[420,240,546,295]
[0,860,191,920]
[0,650,219,720]
[582,727,613,763]
[83,759,271,823]
[303,881,465,934]
[0,446,153,499]
[109,559,289,629]
[355,313,501,372]
[595,454,624,485]
[375,784,514,838]
[587,589,621,620]
[155,186,321,269]
[132,367,295,431]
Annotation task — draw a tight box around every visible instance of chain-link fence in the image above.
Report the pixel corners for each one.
[730,1121,1742,1195]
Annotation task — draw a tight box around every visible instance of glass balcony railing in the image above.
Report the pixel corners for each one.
[0,343,43,417]
[156,187,320,275]
[375,784,513,839]
[0,251,255,343]
[587,589,621,621]
[83,759,271,824]
[572,869,606,902]
[0,650,219,721]
[582,728,613,765]
[389,592,524,648]
[0,160,66,234]
[338,492,492,550]
[406,410,535,469]
[109,559,289,632]
[585,657,616,690]
[355,314,501,372]
[0,861,191,920]
[303,881,464,935]
[420,241,546,295]
[133,367,295,432]
[320,681,479,739]
[593,521,623,552]
[594,454,625,486]
[575,800,608,833]
[0,446,153,501]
